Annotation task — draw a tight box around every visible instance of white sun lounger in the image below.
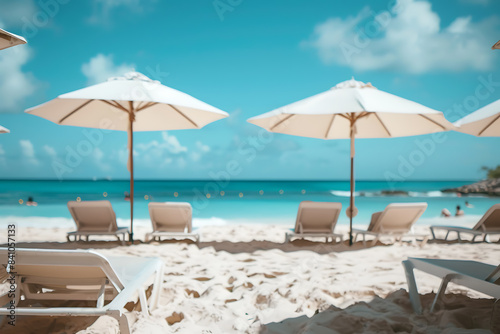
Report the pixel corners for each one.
[285,201,344,243]
[145,202,199,243]
[352,203,429,246]
[402,257,500,314]
[0,248,164,334]
[430,203,500,242]
[67,201,129,244]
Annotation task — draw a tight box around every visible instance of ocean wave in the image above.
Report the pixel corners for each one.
[330,190,469,198]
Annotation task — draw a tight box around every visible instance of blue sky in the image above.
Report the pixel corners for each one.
[0,0,499,181]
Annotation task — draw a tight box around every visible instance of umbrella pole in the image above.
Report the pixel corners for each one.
[128,107,134,243]
[349,124,355,246]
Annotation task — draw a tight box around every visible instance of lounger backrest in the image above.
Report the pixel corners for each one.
[149,202,192,233]
[370,203,427,233]
[295,201,342,233]
[67,200,118,232]
[0,248,124,291]
[473,203,500,232]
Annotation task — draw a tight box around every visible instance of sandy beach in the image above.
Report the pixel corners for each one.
[2,223,499,333]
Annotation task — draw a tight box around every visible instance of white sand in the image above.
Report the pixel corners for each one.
[1,223,499,333]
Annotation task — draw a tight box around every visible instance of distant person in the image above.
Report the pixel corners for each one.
[441,208,451,217]
[465,201,474,208]
[26,196,38,207]
[124,192,130,201]
[455,205,464,217]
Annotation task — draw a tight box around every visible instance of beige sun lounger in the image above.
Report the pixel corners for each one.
[352,203,429,246]
[145,202,199,243]
[430,203,500,242]
[67,200,129,244]
[403,257,500,314]
[0,248,164,334]
[285,201,344,243]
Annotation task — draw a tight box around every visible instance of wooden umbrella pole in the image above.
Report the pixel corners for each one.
[128,103,135,243]
[349,120,355,246]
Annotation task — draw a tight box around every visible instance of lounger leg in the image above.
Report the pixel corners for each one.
[457,232,462,242]
[370,236,379,247]
[444,231,450,240]
[402,260,422,314]
[285,234,289,243]
[86,235,89,242]
[430,275,452,313]
[138,289,149,316]
[419,236,429,247]
[430,227,437,240]
[484,234,491,243]
[115,313,130,334]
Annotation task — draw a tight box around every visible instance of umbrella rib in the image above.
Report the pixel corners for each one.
[169,104,199,128]
[418,114,447,130]
[136,102,158,112]
[324,114,336,139]
[101,100,129,113]
[270,114,294,131]
[373,113,392,136]
[478,114,500,136]
[58,100,95,124]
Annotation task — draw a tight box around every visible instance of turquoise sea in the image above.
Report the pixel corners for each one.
[0,180,498,227]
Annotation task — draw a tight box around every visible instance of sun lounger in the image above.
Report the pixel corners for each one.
[67,200,129,244]
[145,202,199,243]
[430,204,500,242]
[0,248,164,334]
[352,203,429,246]
[402,257,500,314]
[285,201,344,243]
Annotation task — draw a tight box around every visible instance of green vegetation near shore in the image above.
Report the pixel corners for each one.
[482,165,500,179]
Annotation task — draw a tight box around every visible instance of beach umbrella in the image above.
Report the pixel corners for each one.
[248,78,454,245]
[0,28,26,51]
[26,71,229,242]
[0,125,9,134]
[454,99,500,137]
[492,40,500,50]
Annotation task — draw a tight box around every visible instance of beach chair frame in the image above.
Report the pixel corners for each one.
[285,201,344,243]
[146,202,199,243]
[0,248,164,334]
[352,203,429,246]
[67,200,129,245]
[430,203,500,243]
[402,257,500,315]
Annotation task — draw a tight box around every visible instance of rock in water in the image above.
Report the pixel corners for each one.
[442,178,500,196]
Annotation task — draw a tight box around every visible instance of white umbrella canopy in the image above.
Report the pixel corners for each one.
[27,72,229,242]
[0,28,27,51]
[0,125,10,134]
[492,40,500,50]
[454,99,500,137]
[248,78,455,245]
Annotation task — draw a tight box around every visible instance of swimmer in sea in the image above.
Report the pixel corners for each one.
[441,208,451,217]
[455,205,464,217]
[26,196,38,206]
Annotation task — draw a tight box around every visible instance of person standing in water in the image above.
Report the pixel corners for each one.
[455,205,464,217]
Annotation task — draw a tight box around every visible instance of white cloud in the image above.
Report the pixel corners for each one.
[88,0,157,25]
[43,145,57,157]
[20,139,38,165]
[302,0,499,73]
[0,46,37,112]
[93,147,112,171]
[82,54,135,85]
